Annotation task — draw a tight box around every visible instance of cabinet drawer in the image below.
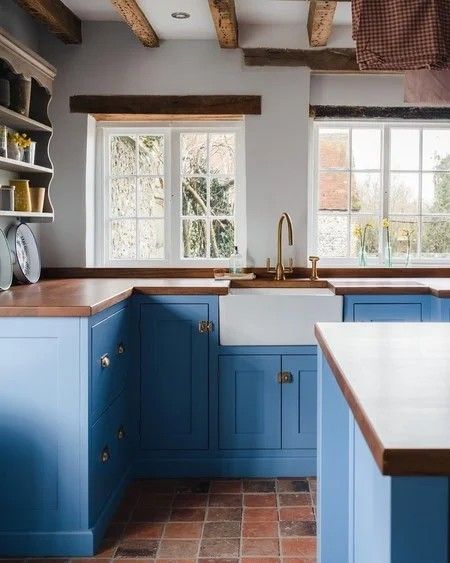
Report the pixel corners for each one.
[90,390,131,522]
[352,303,423,322]
[91,307,130,421]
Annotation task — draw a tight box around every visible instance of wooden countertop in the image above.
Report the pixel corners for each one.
[315,322,450,476]
[0,278,230,317]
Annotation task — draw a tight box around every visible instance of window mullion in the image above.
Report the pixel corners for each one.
[418,127,424,260]
[382,124,390,265]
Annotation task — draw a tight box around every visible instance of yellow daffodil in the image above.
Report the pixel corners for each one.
[382,218,390,229]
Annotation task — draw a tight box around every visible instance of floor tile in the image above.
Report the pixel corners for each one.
[279,521,316,537]
[169,508,206,522]
[206,508,242,521]
[157,539,199,558]
[243,493,277,507]
[277,480,309,493]
[279,507,314,522]
[123,522,164,540]
[242,521,278,538]
[139,480,176,494]
[280,537,317,558]
[199,539,240,558]
[243,480,276,493]
[197,559,238,563]
[242,538,280,557]
[131,507,171,523]
[202,521,241,538]
[278,494,311,507]
[208,494,242,508]
[242,559,281,563]
[172,494,208,508]
[139,494,174,508]
[175,480,210,494]
[209,480,242,494]
[115,540,159,558]
[243,508,278,521]
[163,522,203,539]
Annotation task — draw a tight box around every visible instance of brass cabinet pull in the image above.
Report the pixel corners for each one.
[117,342,125,355]
[198,320,214,333]
[117,425,125,440]
[277,372,293,384]
[101,354,111,368]
[101,446,110,463]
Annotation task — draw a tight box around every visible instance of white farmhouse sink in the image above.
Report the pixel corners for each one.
[219,287,343,346]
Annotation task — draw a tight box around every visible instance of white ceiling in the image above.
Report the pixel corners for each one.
[61,0,353,41]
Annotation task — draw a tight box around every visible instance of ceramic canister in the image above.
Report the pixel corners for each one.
[9,179,31,212]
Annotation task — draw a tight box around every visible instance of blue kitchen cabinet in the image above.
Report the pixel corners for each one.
[219,355,281,449]
[0,301,136,557]
[218,353,317,451]
[140,302,210,450]
[344,295,431,322]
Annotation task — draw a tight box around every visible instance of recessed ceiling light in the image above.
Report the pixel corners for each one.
[171,11,190,19]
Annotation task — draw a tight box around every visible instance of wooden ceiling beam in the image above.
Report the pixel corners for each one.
[13,0,81,44]
[110,0,159,47]
[243,48,358,72]
[308,1,337,47]
[208,0,238,49]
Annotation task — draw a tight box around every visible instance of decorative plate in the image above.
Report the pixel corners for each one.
[7,223,41,284]
[0,228,12,290]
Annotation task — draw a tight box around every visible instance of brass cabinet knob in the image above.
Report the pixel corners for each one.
[117,425,125,440]
[101,354,111,368]
[101,446,110,463]
[117,342,125,355]
[277,372,293,384]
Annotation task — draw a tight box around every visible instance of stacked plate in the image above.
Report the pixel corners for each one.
[0,223,41,290]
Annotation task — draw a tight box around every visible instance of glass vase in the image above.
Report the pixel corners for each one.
[358,246,367,267]
[384,242,392,268]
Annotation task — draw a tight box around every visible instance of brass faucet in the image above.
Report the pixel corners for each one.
[266,212,294,280]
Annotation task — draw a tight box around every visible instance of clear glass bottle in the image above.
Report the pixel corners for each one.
[229,246,244,274]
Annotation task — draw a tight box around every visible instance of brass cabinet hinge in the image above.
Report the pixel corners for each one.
[198,320,214,333]
[277,371,293,384]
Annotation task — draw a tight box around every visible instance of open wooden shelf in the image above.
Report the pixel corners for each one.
[0,156,52,174]
[0,105,52,132]
[0,210,53,223]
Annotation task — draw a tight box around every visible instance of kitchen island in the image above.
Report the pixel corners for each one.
[315,322,450,563]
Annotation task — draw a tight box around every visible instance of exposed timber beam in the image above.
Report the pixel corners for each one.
[243,48,358,73]
[13,0,81,44]
[110,0,159,47]
[208,0,238,49]
[70,95,262,116]
[308,1,337,47]
[310,105,450,120]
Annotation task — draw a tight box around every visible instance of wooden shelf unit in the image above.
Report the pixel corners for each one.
[0,27,56,223]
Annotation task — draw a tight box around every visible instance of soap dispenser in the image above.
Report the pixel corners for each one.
[229,246,244,274]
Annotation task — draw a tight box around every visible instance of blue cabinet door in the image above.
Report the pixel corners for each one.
[344,296,430,322]
[219,355,281,450]
[140,303,209,450]
[281,355,317,450]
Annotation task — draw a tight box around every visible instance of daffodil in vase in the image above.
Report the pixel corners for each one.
[353,222,373,267]
[383,218,392,268]
[402,228,413,267]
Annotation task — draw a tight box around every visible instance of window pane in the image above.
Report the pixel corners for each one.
[211,219,234,258]
[110,220,136,260]
[319,172,349,211]
[319,128,349,169]
[422,173,450,214]
[110,178,136,218]
[389,216,418,258]
[318,215,348,257]
[138,135,164,175]
[423,130,450,171]
[351,172,381,213]
[181,133,207,175]
[422,218,450,257]
[182,177,207,216]
[138,219,164,259]
[390,129,420,170]
[350,216,379,257]
[210,177,235,216]
[209,133,235,175]
[137,177,164,217]
[110,136,136,176]
[182,219,206,258]
[389,173,419,214]
[351,129,381,169]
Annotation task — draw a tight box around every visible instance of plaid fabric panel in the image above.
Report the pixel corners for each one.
[352,0,450,70]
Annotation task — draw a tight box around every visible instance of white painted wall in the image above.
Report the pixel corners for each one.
[37,22,411,268]
[39,23,311,267]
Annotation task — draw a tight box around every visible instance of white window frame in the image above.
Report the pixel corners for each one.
[95,121,246,267]
[309,119,450,266]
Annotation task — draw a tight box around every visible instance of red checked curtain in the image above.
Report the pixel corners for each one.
[352,0,450,70]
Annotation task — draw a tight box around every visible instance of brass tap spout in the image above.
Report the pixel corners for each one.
[266,212,295,281]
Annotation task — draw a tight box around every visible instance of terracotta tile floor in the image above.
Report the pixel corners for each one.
[19,478,317,563]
